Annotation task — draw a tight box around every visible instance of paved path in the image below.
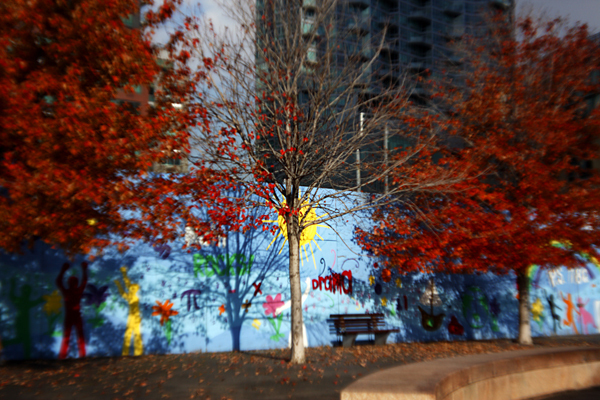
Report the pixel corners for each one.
[531,386,600,400]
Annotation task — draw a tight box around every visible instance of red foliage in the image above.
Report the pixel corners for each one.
[357,17,600,278]
[0,0,221,255]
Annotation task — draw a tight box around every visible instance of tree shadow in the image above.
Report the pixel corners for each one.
[188,201,288,351]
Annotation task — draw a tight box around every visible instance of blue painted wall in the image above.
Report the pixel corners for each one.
[0,198,599,360]
[529,263,600,336]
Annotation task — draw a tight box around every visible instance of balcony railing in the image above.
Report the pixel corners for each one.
[408,31,432,47]
[346,16,370,34]
[442,1,463,17]
[302,0,317,9]
[408,7,432,23]
[408,61,425,70]
[490,0,511,9]
[344,0,369,8]
[302,19,318,36]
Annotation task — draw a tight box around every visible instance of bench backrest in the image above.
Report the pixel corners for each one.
[327,313,387,333]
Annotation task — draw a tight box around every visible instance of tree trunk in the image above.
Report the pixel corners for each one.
[287,213,305,364]
[517,270,533,345]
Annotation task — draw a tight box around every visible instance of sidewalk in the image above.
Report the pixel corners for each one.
[1,336,599,400]
[531,386,600,400]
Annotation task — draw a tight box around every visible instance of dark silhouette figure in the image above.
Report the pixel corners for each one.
[56,262,88,359]
[5,278,43,358]
[545,292,562,334]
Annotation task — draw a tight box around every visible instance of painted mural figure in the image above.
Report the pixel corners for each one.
[560,292,579,334]
[56,262,88,359]
[531,298,545,330]
[4,278,43,359]
[545,292,562,333]
[115,266,143,356]
[576,297,597,335]
[460,286,500,332]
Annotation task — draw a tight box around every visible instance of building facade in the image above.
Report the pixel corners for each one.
[298,0,513,95]
[254,0,513,192]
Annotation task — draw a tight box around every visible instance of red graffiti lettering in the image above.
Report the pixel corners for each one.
[313,270,353,295]
[341,270,352,295]
[319,276,327,291]
[312,279,320,290]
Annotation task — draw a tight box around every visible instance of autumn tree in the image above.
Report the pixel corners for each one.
[0,0,215,256]
[357,17,600,345]
[162,0,471,363]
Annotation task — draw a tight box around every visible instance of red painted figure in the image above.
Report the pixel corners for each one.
[56,262,88,359]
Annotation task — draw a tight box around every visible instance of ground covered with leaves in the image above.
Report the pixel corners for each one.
[1,336,598,400]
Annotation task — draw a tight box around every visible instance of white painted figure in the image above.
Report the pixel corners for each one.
[275,277,311,348]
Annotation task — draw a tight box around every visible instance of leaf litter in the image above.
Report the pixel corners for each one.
[0,337,597,399]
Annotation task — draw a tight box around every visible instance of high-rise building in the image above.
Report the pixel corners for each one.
[399,0,512,78]
[255,0,513,191]
[288,0,514,94]
[116,10,188,174]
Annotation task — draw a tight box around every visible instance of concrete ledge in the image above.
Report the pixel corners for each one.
[341,347,600,400]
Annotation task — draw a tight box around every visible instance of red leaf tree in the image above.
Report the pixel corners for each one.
[0,0,214,255]
[357,17,600,344]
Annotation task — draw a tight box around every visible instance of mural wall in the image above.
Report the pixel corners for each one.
[1,198,599,360]
[529,262,600,337]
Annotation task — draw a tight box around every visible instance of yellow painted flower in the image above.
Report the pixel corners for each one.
[531,298,544,322]
[395,278,402,288]
[381,297,387,307]
[87,218,97,226]
[42,290,62,316]
[369,275,375,286]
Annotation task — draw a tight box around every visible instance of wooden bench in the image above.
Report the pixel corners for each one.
[327,313,399,348]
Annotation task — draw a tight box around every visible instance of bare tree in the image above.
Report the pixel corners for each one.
[171,0,469,363]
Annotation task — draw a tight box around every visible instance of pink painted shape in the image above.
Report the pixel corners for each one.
[577,297,598,335]
[263,293,284,317]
